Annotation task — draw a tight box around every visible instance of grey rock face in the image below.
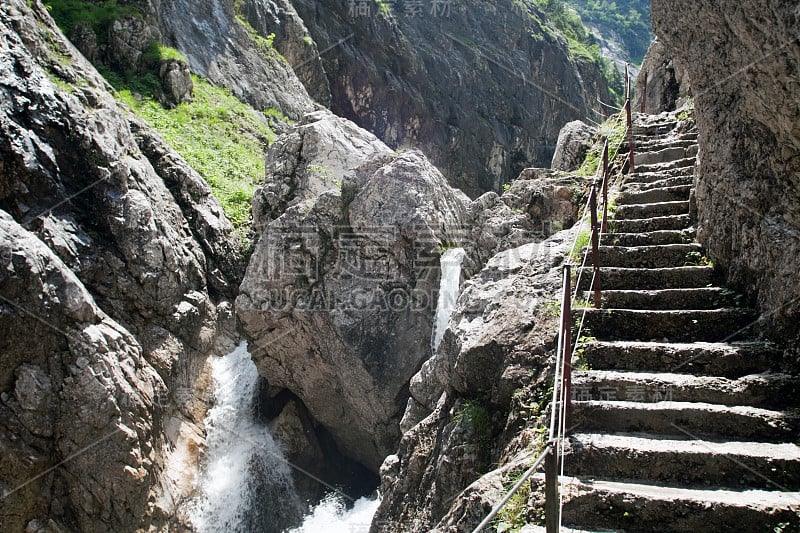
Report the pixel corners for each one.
[0,1,243,529]
[551,120,597,171]
[154,0,314,118]
[372,233,571,531]
[291,0,608,197]
[651,0,800,341]
[237,111,470,471]
[632,39,691,114]
[159,58,193,106]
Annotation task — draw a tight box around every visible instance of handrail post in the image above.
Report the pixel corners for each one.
[544,444,559,533]
[601,140,609,233]
[562,263,572,413]
[625,97,635,175]
[589,187,601,309]
[640,71,648,113]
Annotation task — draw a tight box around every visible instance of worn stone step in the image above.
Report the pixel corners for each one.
[604,229,695,247]
[635,137,698,152]
[587,243,703,269]
[634,157,697,175]
[617,185,692,205]
[632,121,678,136]
[579,308,756,342]
[612,214,693,233]
[577,266,715,291]
[581,340,783,378]
[570,401,799,442]
[596,287,734,309]
[614,200,690,219]
[635,145,699,166]
[565,432,800,490]
[624,165,695,183]
[571,370,800,409]
[560,477,800,532]
[621,173,694,191]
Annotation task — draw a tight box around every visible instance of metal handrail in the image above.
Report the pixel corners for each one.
[472,65,638,532]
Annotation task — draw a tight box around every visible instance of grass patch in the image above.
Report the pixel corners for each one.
[570,227,591,262]
[115,74,274,244]
[44,0,141,44]
[454,399,492,446]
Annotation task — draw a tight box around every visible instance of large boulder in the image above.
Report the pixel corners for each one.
[551,120,597,171]
[651,0,800,342]
[237,111,470,471]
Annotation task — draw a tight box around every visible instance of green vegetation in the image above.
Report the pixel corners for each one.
[454,399,492,446]
[570,227,591,262]
[563,0,652,64]
[494,477,535,532]
[113,75,274,244]
[44,0,141,43]
[577,112,626,176]
[142,42,188,65]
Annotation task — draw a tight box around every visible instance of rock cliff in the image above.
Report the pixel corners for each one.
[291,0,609,196]
[0,1,241,529]
[651,0,800,343]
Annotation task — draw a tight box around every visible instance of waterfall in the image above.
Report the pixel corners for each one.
[289,494,380,533]
[190,342,303,533]
[431,247,466,353]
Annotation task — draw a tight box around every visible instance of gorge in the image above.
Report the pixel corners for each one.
[1,0,798,531]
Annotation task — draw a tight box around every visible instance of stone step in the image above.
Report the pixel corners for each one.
[579,308,756,342]
[560,477,800,532]
[635,137,698,152]
[571,370,800,409]
[635,145,699,166]
[570,401,799,442]
[632,122,679,136]
[620,173,694,191]
[577,266,715,291]
[565,432,800,490]
[617,185,692,205]
[634,157,697,175]
[612,214,693,233]
[596,287,734,309]
[587,243,703,269]
[604,229,695,247]
[624,165,695,183]
[614,200,690,219]
[581,340,783,378]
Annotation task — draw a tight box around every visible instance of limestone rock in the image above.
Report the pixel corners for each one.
[237,113,470,471]
[632,38,691,114]
[651,0,800,342]
[159,58,193,106]
[108,15,161,71]
[551,120,596,171]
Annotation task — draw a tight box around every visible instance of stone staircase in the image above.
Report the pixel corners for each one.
[550,112,800,532]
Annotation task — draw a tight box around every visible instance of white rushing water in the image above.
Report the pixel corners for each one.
[431,247,467,353]
[191,342,302,533]
[289,494,380,533]
[191,342,380,532]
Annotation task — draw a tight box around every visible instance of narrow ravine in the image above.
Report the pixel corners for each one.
[190,343,303,533]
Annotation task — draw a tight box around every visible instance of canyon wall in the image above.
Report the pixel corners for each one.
[652,0,800,343]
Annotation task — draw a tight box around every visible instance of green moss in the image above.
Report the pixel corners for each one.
[115,74,274,243]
